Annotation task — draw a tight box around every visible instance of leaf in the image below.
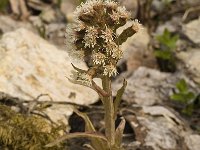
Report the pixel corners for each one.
[74,109,108,150]
[156,28,178,50]
[154,50,172,60]
[182,104,194,116]
[176,79,188,93]
[45,132,108,148]
[115,117,126,148]
[171,93,187,103]
[114,79,127,119]
[73,109,96,132]
[71,63,87,73]
[185,92,195,102]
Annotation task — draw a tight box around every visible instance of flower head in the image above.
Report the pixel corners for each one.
[103,64,118,77]
[66,0,141,78]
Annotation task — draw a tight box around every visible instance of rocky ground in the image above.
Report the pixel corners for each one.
[0,0,200,150]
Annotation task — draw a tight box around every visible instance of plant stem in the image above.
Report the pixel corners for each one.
[102,76,115,148]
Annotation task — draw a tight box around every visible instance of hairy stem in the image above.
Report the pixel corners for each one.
[102,76,115,148]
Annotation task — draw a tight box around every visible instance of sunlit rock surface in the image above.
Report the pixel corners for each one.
[177,49,200,84]
[183,18,200,45]
[0,28,99,125]
[113,67,177,105]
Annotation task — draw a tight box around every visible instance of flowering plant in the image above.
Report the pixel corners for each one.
[47,0,141,149]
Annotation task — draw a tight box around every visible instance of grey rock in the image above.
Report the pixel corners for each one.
[113,66,198,106]
[177,49,200,84]
[125,105,196,150]
[60,0,78,21]
[40,7,56,23]
[0,15,35,34]
[183,18,200,45]
[184,0,200,5]
[138,106,188,150]
[113,67,176,105]
[0,28,99,125]
[117,0,138,18]
[185,134,200,150]
[155,16,181,35]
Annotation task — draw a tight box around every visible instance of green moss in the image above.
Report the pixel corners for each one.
[0,105,66,150]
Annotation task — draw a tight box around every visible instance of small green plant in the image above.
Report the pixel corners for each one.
[171,79,196,115]
[46,0,141,149]
[154,28,179,72]
[0,0,9,12]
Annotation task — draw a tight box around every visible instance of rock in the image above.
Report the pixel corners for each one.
[125,105,200,150]
[46,23,66,49]
[136,106,189,150]
[183,18,200,45]
[0,15,35,34]
[155,16,181,35]
[0,28,99,125]
[185,134,200,150]
[177,49,200,84]
[40,7,56,23]
[60,0,78,21]
[117,0,138,18]
[113,67,177,105]
[124,105,196,150]
[184,0,200,5]
[118,24,157,72]
[113,67,198,105]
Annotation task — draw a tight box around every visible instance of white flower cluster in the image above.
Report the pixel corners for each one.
[84,26,98,48]
[66,0,141,78]
[92,52,106,65]
[103,65,117,77]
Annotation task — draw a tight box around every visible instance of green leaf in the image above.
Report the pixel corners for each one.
[185,92,196,102]
[154,50,173,60]
[171,92,195,103]
[74,109,108,150]
[171,93,187,103]
[45,132,108,148]
[156,29,179,50]
[114,79,127,119]
[71,63,87,73]
[176,79,188,93]
[115,117,126,148]
[182,104,194,116]
[74,109,96,132]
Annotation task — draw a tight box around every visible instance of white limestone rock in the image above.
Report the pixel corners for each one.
[113,67,176,105]
[177,49,200,84]
[185,134,200,150]
[0,28,99,125]
[183,18,200,45]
